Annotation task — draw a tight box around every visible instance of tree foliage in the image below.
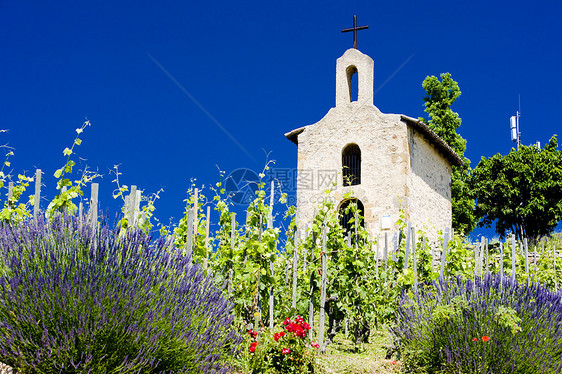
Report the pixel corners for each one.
[471,136,562,241]
[422,73,466,156]
[421,73,476,235]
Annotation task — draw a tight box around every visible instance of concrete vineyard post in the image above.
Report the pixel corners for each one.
[7,182,13,204]
[186,208,194,256]
[511,234,516,283]
[193,188,198,238]
[128,185,137,228]
[89,183,99,228]
[439,228,450,281]
[383,232,388,270]
[33,169,41,220]
[499,242,504,283]
[391,231,399,262]
[473,241,479,280]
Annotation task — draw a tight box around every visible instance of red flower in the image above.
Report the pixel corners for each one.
[293,324,305,338]
[473,337,478,341]
[248,329,258,339]
[249,341,258,353]
[392,360,397,365]
[295,315,304,324]
[283,318,291,326]
[311,341,320,348]
[482,336,490,342]
[274,331,286,342]
[282,348,291,354]
[302,322,311,330]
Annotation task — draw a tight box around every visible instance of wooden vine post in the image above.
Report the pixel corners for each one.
[291,226,299,309]
[404,222,411,271]
[552,242,558,292]
[228,212,236,297]
[318,219,327,353]
[439,228,450,281]
[268,181,275,330]
[486,239,490,274]
[193,188,198,238]
[255,214,263,329]
[203,206,211,271]
[354,211,359,250]
[411,226,417,293]
[308,228,316,341]
[499,242,504,283]
[375,235,379,278]
[524,238,529,275]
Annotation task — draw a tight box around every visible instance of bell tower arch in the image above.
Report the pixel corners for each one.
[335,48,374,107]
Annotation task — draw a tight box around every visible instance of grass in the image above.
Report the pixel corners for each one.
[315,330,402,374]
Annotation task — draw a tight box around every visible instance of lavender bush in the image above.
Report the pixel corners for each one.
[0,216,242,373]
[392,274,562,373]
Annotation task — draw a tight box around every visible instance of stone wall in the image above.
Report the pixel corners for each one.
[407,128,453,238]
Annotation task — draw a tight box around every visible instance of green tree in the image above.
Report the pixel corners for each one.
[420,73,476,235]
[471,136,562,241]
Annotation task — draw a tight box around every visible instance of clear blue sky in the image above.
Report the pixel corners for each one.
[1,0,561,238]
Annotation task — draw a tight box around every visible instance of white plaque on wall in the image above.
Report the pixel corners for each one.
[381,214,391,230]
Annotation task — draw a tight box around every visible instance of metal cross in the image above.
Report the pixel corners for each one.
[341,15,369,49]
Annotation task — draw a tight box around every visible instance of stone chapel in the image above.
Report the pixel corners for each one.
[285,48,463,239]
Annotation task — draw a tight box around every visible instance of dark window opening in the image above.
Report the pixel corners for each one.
[338,198,365,242]
[346,65,358,102]
[342,143,361,186]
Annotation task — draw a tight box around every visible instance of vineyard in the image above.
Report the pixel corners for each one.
[0,124,561,373]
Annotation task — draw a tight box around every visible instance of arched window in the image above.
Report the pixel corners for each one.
[338,198,365,241]
[342,143,361,186]
[346,65,358,102]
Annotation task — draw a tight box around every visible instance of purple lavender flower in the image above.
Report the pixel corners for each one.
[0,215,243,373]
[392,274,562,373]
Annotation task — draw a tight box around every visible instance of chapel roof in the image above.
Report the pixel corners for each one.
[399,115,464,167]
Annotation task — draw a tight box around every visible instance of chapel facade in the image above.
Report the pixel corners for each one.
[285,48,462,240]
